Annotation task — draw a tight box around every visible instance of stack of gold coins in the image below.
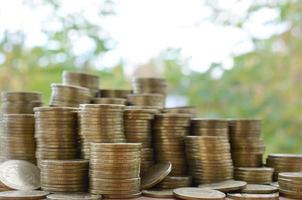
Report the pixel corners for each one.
[34,107,78,161]
[50,84,91,107]
[185,136,234,184]
[0,114,36,163]
[40,160,88,193]
[191,119,229,138]
[278,172,302,199]
[124,108,158,173]
[78,104,125,159]
[99,89,132,99]
[62,71,100,96]
[234,167,274,184]
[127,94,165,108]
[132,77,167,96]
[163,106,197,116]
[155,176,192,189]
[89,143,142,198]
[153,113,191,176]
[92,97,126,105]
[229,119,264,167]
[0,92,42,114]
[266,154,302,181]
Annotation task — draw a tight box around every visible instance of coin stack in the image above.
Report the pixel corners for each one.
[99,89,132,99]
[229,119,264,167]
[266,154,302,181]
[89,143,142,198]
[132,77,167,96]
[278,172,302,199]
[124,108,158,173]
[78,104,125,159]
[153,113,191,176]
[155,176,192,189]
[92,97,126,105]
[40,160,88,193]
[50,84,91,107]
[0,92,42,114]
[0,114,36,163]
[34,107,78,161]
[234,167,274,184]
[185,136,234,184]
[127,93,165,108]
[191,119,229,138]
[62,71,100,97]
[163,106,197,116]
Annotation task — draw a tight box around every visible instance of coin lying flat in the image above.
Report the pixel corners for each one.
[269,182,279,188]
[241,184,278,194]
[173,187,225,200]
[141,162,172,189]
[0,160,40,190]
[142,189,173,198]
[198,180,247,192]
[0,190,49,199]
[227,193,279,199]
[47,193,102,200]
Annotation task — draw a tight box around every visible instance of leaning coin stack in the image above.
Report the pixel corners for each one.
[0,114,36,163]
[278,172,302,199]
[62,71,100,97]
[124,108,158,173]
[163,106,197,116]
[89,143,142,198]
[99,89,132,99]
[155,176,192,189]
[153,113,191,176]
[78,104,125,159]
[191,119,229,139]
[34,107,78,161]
[234,167,274,184]
[185,136,234,184]
[132,77,167,96]
[266,154,302,181]
[92,97,126,105]
[0,91,42,114]
[40,160,89,193]
[229,119,264,167]
[127,93,165,108]
[50,84,91,107]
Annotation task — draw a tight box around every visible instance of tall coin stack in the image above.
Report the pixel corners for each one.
[34,107,78,161]
[185,136,234,184]
[0,114,36,163]
[0,92,42,114]
[89,143,142,198]
[62,71,100,97]
[153,113,191,176]
[78,104,125,159]
[132,77,167,96]
[190,119,229,138]
[127,93,165,108]
[124,108,158,173]
[50,84,91,107]
[266,154,302,181]
[92,97,126,105]
[229,119,264,167]
[278,172,302,199]
[40,160,88,193]
[234,167,274,184]
[99,89,132,99]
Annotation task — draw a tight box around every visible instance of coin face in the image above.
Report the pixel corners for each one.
[47,193,102,200]
[141,162,172,189]
[0,190,49,199]
[173,187,225,200]
[198,180,247,192]
[0,160,40,190]
[241,184,278,194]
[142,189,173,198]
[227,193,279,199]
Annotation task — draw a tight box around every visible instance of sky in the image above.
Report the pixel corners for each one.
[0,0,286,74]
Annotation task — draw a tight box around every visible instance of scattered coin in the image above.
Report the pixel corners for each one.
[241,184,278,194]
[198,180,247,192]
[0,190,49,200]
[141,162,172,189]
[142,189,173,198]
[227,193,279,199]
[173,187,225,200]
[47,193,102,200]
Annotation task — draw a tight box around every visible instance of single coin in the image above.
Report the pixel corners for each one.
[269,182,279,188]
[198,180,247,192]
[173,187,225,200]
[0,190,49,199]
[227,193,279,199]
[141,162,172,189]
[240,184,278,194]
[142,189,173,198]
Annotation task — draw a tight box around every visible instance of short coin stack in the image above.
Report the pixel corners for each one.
[40,160,89,193]
[0,92,42,114]
[50,84,91,107]
[278,172,302,199]
[234,167,274,184]
[99,89,132,99]
[92,97,126,105]
[163,106,197,116]
[127,93,165,108]
[155,176,192,189]
[229,119,264,167]
[132,77,167,96]
[62,71,100,96]
[0,114,36,163]
[190,119,229,138]
[89,143,141,198]
[34,107,78,161]
[185,136,234,184]
[78,104,125,159]
[124,108,157,173]
[266,154,302,181]
[153,113,191,176]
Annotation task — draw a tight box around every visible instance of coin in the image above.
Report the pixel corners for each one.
[234,167,274,184]
[227,193,279,199]
[92,97,126,105]
[132,77,167,96]
[198,180,247,192]
[98,89,132,98]
[240,184,278,194]
[141,162,172,189]
[156,176,192,189]
[47,193,102,200]
[142,189,173,198]
[0,190,49,200]
[127,93,165,107]
[173,187,225,200]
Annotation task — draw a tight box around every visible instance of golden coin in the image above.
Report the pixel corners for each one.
[141,162,172,189]
[173,187,225,200]
[241,184,278,194]
[142,189,173,198]
[227,193,279,200]
[198,180,247,192]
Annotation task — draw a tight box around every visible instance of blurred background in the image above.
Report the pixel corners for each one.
[0,0,301,154]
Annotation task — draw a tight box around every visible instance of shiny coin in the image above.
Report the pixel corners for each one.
[227,193,279,199]
[141,162,172,189]
[173,187,225,200]
[142,189,173,198]
[0,190,49,200]
[198,180,247,192]
[241,184,278,194]
[47,193,102,200]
